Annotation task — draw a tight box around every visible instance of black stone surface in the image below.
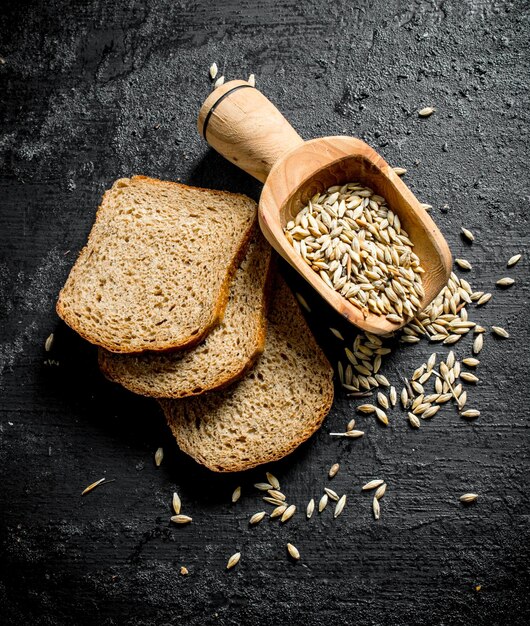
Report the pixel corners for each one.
[1,1,529,624]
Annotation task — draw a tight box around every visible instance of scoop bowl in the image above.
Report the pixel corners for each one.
[198,80,452,334]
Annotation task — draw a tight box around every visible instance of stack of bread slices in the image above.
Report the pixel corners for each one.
[57,176,334,472]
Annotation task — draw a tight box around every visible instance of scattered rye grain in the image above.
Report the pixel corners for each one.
[267,489,286,501]
[455,259,472,270]
[461,372,479,383]
[401,335,421,344]
[249,511,266,525]
[271,505,287,518]
[334,494,347,518]
[460,409,480,419]
[180,566,189,575]
[357,403,377,414]
[375,374,391,387]
[345,363,353,386]
[408,413,421,428]
[375,407,389,426]
[375,483,387,500]
[477,293,492,306]
[318,494,329,512]
[330,430,364,438]
[171,515,192,524]
[209,62,218,79]
[393,166,407,175]
[324,487,339,501]
[173,491,182,514]
[213,75,225,88]
[377,392,389,409]
[491,326,509,338]
[411,380,424,394]
[461,227,475,242]
[412,394,425,410]
[344,385,367,394]
[462,358,480,367]
[330,327,345,340]
[373,496,381,519]
[226,552,241,569]
[281,504,296,522]
[287,543,300,560]
[430,333,447,342]
[347,418,356,431]
[337,361,344,384]
[81,477,106,496]
[266,472,280,489]
[496,277,514,287]
[424,393,440,403]
[419,371,432,385]
[459,493,478,503]
[329,463,340,478]
[263,496,285,506]
[247,73,256,87]
[413,402,431,415]
[306,499,315,519]
[507,254,521,267]
[427,353,437,370]
[473,334,484,354]
[230,486,242,504]
[419,106,435,117]
[421,405,440,419]
[362,479,384,491]
[254,482,273,491]
[45,333,54,352]
[155,447,164,467]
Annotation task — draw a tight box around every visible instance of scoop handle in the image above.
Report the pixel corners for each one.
[197,80,304,183]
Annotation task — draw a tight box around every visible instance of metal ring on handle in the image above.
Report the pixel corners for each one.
[202,84,255,140]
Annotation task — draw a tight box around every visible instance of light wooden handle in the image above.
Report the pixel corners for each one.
[197,80,304,183]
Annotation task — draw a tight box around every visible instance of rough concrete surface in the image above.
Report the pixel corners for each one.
[0,0,529,624]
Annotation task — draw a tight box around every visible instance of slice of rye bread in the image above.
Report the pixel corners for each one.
[98,229,273,398]
[160,276,334,472]
[56,176,257,353]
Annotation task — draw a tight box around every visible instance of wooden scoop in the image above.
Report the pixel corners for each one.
[198,80,452,335]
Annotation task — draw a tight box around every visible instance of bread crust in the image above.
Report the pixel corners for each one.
[56,176,257,353]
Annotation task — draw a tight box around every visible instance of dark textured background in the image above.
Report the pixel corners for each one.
[1,0,529,624]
